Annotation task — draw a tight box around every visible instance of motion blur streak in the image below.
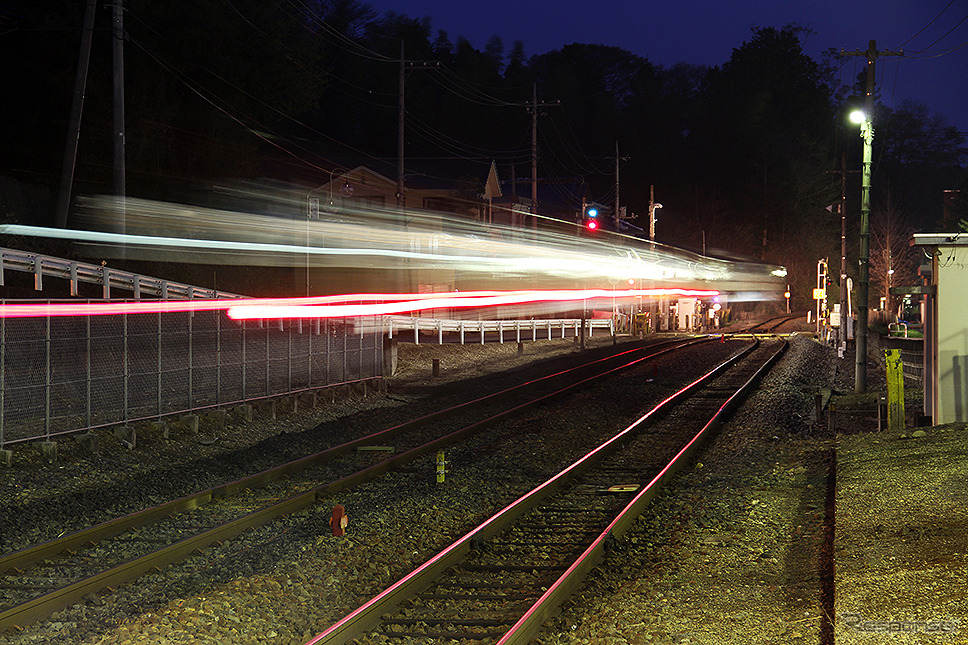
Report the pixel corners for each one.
[224,288,721,320]
[59,194,785,290]
[0,192,785,304]
[0,289,718,319]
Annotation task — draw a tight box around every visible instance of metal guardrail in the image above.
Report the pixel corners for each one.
[386,316,615,344]
[888,321,923,338]
[0,247,242,300]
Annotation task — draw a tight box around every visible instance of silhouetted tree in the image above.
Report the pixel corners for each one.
[691,26,838,261]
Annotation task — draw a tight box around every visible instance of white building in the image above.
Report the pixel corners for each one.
[911,234,968,424]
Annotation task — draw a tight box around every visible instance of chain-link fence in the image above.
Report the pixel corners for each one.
[0,303,383,446]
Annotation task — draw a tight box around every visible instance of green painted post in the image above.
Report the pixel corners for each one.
[885,349,905,431]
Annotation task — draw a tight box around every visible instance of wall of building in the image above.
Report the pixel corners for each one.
[934,244,968,423]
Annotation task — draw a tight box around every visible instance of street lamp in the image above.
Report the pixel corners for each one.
[850,108,873,393]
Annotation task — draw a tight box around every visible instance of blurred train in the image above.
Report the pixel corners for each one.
[69,191,786,323]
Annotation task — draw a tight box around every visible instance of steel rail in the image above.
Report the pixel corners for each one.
[497,338,788,644]
[0,337,704,632]
[305,338,776,644]
[0,337,697,575]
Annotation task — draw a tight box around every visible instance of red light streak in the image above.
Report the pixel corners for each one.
[0,291,508,318]
[0,289,719,319]
[226,288,719,319]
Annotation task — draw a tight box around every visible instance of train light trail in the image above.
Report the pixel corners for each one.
[0,289,720,320]
[224,289,721,320]
[1,194,786,305]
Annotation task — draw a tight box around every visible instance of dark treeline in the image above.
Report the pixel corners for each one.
[2,0,966,301]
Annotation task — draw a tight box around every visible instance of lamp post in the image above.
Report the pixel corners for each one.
[850,109,873,393]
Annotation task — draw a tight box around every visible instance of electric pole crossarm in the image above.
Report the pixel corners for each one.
[521,85,559,218]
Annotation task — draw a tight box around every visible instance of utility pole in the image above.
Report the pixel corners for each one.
[648,185,662,242]
[112,0,126,240]
[611,140,628,230]
[842,39,902,393]
[526,85,558,223]
[397,40,405,210]
[396,42,436,212]
[828,152,858,353]
[531,84,538,220]
[54,0,97,229]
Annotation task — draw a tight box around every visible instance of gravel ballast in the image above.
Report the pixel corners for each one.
[2,328,959,645]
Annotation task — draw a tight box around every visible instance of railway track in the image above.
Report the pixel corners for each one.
[741,312,803,334]
[0,336,710,632]
[307,337,787,644]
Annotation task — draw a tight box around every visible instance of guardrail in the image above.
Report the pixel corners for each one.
[888,321,922,338]
[386,316,615,344]
[0,247,242,300]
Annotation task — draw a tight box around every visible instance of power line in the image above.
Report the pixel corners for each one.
[896,0,956,49]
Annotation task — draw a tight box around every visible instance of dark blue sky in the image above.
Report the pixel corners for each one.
[365,0,968,135]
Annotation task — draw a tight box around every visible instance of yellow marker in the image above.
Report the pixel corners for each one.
[436,449,447,483]
[885,349,905,431]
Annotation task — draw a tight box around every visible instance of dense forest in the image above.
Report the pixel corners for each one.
[2,0,966,302]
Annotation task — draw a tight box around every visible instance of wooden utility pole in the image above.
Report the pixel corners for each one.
[526,85,558,222]
[397,40,405,210]
[396,42,436,212]
[112,0,126,239]
[54,0,97,228]
[612,141,627,230]
[842,39,902,393]
[828,153,858,352]
[531,84,537,218]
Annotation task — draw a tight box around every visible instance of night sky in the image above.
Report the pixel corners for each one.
[364,0,968,135]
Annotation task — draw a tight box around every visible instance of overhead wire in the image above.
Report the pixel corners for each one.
[274,0,395,62]
[125,33,392,174]
[896,0,957,49]
[404,116,531,166]
[130,12,396,114]
[211,0,555,170]
[422,68,518,107]
[124,0,610,209]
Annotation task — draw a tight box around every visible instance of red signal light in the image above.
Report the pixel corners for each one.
[586,219,598,230]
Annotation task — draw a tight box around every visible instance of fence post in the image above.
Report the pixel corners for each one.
[1,313,5,446]
[157,311,162,417]
[188,311,194,410]
[241,320,247,401]
[86,309,91,429]
[885,349,905,431]
[216,311,222,407]
[123,311,129,423]
[45,309,51,438]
